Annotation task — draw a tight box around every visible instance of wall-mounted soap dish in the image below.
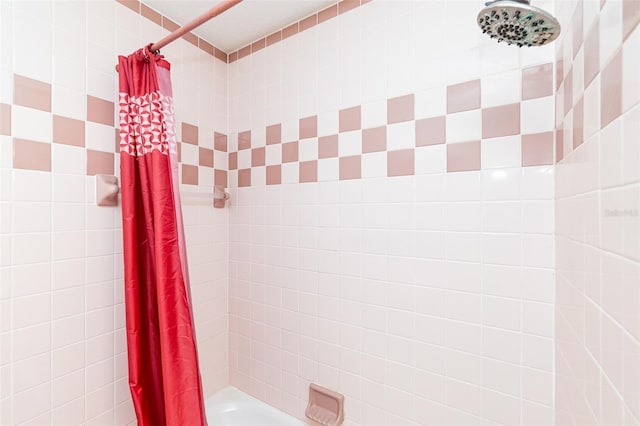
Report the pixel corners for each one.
[305,383,344,426]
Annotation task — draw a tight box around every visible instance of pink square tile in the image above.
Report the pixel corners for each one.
[117,0,139,14]
[482,104,520,138]
[214,132,228,152]
[182,32,199,48]
[252,147,266,167]
[229,152,238,170]
[238,131,251,150]
[556,55,564,92]
[238,169,251,187]
[229,52,238,63]
[584,18,600,89]
[266,124,281,145]
[53,115,85,147]
[182,123,198,145]
[214,48,227,63]
[215,169,228,187]
[623,0,640,40]
[572,1,584,58]
[318,4,337,23]
[266,165,281,185]
[87,149,114,176]
[340,106,361,132]
[601,49,623,128]
[447,141,481,172]
[339,155,361,180]
[13,75,51,112]
[87,95,114,126]
[299,116,318,139]
[339,0,360,14]
[387,94,415,124]
[162,17,179,32]
[13,138,51,172]
[1,103,11,136]
[447,80,481,114]
[556,129,564,163]
[362,127,386,153]
[299,160,318,183]
[522,63,554,100]
[182,164,198,185]
[318,135,338,158]
[573,97,584,149]
[282,141,299,163]
[415,116,446,146]
[564,68,573,116]
[522,132,554,166]
[387,149,415,177]
[199,147,214,167]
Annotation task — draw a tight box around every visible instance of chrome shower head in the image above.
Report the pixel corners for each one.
[477,0,561,47]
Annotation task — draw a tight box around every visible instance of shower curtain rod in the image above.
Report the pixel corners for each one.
[116,0,242,71]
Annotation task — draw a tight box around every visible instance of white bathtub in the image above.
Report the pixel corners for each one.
[205,386,308,426]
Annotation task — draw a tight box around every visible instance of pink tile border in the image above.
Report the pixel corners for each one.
[215,169,228,187]
[299,116,318,139]
[522,63,554,100]
[339,155,361,180]
[267,124,282,145]
[13,75,51,112]
[199,147,214,167]
[182,164,198,185]
[13,138,51,172]
[266,165,281,185]
[340,106,361,133]
[447,141,481,173]
[238,168,251,187]
[522,132,554,166]
[584,18,600,89]
[229,152,238,170]
[362,127,386,153]
[387,94,415,124]
[53,115,85,147]
[215,132,228,152]
[318,135,339,158]
[573,97,584,149]
[0,103,11,136]
[252,147,266,167]
[182,122,199,145]
[87,149,114,176]
[555,128,564,163]
[299,160,318,183]
[447,80,480,114]
[238,131,252,150]
[282,141,299,163]
[600,49,623,128]
[623,0,640,40]
[387,149,414,177]
[415,116,445,146]
[87,95,114,127]
[482,103,520,139]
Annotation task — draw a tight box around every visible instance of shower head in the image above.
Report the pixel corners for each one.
[477,0,560,47]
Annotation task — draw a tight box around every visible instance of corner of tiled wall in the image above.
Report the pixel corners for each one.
[554,0,640,424]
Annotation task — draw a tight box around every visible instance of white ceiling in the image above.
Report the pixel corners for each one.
[142,0,335,53]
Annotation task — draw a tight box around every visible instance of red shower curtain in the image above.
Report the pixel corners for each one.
[117,46,206,426]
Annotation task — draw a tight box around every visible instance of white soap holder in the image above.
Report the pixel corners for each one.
[305,383,344,426]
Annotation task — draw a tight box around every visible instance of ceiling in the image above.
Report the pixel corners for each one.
[142,0,335,53]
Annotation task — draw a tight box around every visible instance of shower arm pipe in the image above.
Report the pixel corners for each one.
[115,0,242,71]
[148,0,242,53]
